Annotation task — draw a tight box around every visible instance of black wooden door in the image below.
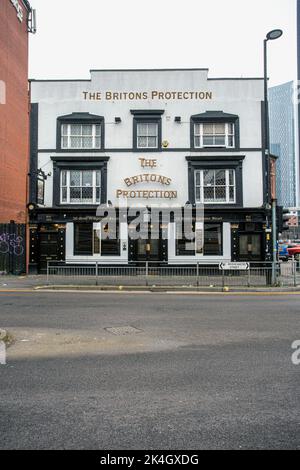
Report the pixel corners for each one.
[39,232,59,272]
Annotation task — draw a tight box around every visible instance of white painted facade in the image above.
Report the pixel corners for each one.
[29,69,266,270]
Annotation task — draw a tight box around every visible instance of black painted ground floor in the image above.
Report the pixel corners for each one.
[28,207,272,273]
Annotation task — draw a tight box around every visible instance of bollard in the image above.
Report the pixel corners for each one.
[145,261,149,287]
[95,261,99,286]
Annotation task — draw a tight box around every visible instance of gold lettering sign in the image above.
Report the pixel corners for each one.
[116,190,178,200]
[124,174,172,187]
[82,91,213,101]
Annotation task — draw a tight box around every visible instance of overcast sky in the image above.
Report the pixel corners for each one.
[28,0,296,87]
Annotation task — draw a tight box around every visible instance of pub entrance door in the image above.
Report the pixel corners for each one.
[38,225,66,273]
[129,223,168,263]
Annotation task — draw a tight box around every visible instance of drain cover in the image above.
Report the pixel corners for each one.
[105,326,142,336]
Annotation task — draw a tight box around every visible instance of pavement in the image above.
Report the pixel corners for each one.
[0,291,300,449]
[0,274,300,293]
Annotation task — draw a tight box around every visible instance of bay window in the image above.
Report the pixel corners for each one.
[61,170,101,204]
[195,169,236,204]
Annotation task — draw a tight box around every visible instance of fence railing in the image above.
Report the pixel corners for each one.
[46,260,300,288]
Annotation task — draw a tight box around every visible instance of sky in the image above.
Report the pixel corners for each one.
[28,0,297,87]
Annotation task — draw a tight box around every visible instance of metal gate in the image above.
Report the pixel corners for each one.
[0,224,26,275]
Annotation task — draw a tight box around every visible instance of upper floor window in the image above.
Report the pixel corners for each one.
[195,169,236,204]
[131,110,164,152]
[194,122,235,148]
[61,169,101,204]
[137,123,159,149]
[61,123,101,149]
[57,113,104,151]
[190,111,239,151]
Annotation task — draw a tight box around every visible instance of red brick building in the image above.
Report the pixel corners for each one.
[0,0,36,274]
[0,0,35,224]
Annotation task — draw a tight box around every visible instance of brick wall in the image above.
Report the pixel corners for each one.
[0,0,30,223]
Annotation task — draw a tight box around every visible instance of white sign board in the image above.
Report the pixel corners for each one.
[219,262,250,271]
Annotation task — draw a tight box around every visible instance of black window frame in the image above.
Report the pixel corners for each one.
[190,111,240,151]
[74,223,93,256]
[51,157,109,208]
[74,221,121,257]
[131,110,164,152]
[186,155,245,208]
[176,221,223,256]
[56,113,105,152]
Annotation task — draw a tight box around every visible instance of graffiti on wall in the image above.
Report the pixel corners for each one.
[0,233,24,256]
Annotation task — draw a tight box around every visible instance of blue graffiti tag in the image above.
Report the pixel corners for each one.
[0,233,24,256]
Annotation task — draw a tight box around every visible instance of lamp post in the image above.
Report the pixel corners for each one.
[263,29,283,285]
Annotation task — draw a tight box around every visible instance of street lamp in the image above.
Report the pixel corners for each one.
[263,29,283,284]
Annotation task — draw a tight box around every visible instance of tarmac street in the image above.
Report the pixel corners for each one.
[0,291,299,450]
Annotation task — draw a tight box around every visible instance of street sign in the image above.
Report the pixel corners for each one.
[219,262,250,271]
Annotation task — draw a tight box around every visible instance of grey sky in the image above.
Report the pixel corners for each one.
[28,0,296,87]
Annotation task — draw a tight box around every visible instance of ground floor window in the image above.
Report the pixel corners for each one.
[176,223,223,256]
[239,234,261,257]
[74,223,120,256]
[74,224,93,255]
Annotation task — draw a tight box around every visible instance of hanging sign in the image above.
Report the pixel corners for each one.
[10,0,24,22]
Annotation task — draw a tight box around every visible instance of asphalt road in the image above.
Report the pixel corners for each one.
[0,291,299,450]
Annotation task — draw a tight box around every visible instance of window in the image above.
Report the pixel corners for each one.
[93,222,120,256]
[176,223,223,256]
[61,124,101,149]
[137,123,158,149]
[204,224,223,256]
[194,122,234,148]
[74,223,120,256]
[61,170,101,204]
[74,224,93,255]
[131,110,164,151]
[195,169,236,204]
[239,234,261,257]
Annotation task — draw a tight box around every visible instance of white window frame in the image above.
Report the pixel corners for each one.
[195,169,236,204]
[60,170,101,205]
[61,123,101,149]
[194,122,235,148]
[137,122,159,149]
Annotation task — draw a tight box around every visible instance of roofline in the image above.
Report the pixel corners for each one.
[89,68,209,72]
[208,77,264,81]
[29,79,91,83]
[29,68,265,83]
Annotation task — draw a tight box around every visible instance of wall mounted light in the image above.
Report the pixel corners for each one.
[175,116,181,123]
[115,117,122,124]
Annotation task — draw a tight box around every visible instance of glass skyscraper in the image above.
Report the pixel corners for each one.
[269,81,298,208]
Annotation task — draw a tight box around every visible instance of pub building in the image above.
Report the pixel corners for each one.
[28,68,272,273]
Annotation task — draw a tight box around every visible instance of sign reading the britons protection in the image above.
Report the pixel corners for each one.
[117,158,178,200]
[82,90,213,101]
